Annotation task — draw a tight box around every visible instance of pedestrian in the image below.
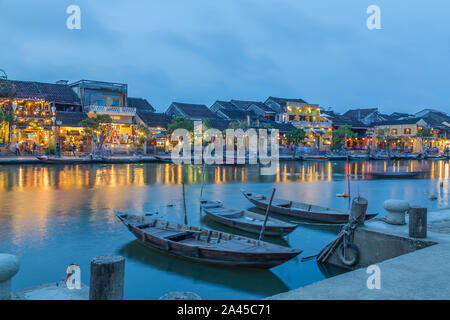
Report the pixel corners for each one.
[72,144,77,156]
[14,142,20,156]
[68,143,72,155]
[32,142,37,155]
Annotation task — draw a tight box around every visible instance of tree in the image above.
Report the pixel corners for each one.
[136,124,153,147]
[0,80,16,98]
[167,116,194,134]
[228,120,250,131]
[79,115,112,153]
[374,127,388,149]
[416,127,433,151]
[286,128,306,145]
[331,125,356,150]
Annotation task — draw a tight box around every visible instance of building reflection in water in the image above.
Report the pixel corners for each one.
[0,160,448,191]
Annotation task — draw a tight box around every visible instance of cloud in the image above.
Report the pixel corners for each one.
[1,0,450,113]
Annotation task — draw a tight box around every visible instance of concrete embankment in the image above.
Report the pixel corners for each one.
[268,208,450,300]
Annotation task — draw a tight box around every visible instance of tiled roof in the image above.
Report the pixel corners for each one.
[171,102,217,119]
[128,97,155,112]
[208,119,233,131]
[230,99,261,110]
[213,100,238,110]
[377,117,425,125]
[343,108,378,119]
[218,108,257,120]
[56,111,88,127]
[6,80,81,105]
[249,102,277,113]
[266,96,308,106]
[137,112,172,129]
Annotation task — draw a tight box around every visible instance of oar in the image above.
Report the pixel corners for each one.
[182,182,188,225]
[301,254,319,262]
[259,188,276,241]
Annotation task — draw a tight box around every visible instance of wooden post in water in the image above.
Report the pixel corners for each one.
[89,255,125,300]
[200,162,206,199]
[259,188,276,241]
[182,182,188,224]
[409,206,427,238]
[349,196,368,225]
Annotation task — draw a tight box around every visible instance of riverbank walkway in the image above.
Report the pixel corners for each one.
[268,208,450,300]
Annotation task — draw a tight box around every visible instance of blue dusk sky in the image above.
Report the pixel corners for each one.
[1,0,449,114]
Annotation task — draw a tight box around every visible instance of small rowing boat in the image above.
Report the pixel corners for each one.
[200,200,297,237]
[301,154,329,161]
[348,154,370,160]
[36,155,99,164]
[370,171,423,179]
[241,189,377,224]
[114,210,302,268]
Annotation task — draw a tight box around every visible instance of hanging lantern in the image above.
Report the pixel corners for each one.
[51,106,56,113]
[12,103,17,111]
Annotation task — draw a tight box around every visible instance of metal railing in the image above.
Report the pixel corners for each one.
[85,105,136,116]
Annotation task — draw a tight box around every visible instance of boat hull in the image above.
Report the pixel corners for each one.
[241,190,377,224]
[116,212,301,269]
[202,206,296,237]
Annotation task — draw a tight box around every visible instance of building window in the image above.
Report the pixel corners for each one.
[391,128,398,135]
[404,128,411,135]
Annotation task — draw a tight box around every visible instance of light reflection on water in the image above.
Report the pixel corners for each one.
[0,160,448,299]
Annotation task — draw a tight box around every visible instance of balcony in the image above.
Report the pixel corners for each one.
[85,105,136,116]
[291,120,332,129]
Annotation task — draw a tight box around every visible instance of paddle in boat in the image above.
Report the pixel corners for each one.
[200,199,297,237]
[241,189,377,224]
[114,210,302,268]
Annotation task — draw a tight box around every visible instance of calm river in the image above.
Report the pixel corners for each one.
[0,160,448,299]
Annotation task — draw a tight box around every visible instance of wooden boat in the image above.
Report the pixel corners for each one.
[369,171,423,179]
[36,155,98,164]
[425,155,447,160]
[102,156,141,163]
[154,155,173,163]
[348,154,370,160]
[369,154,390,160]
[301,154,329,161]
[200,200,297,237]
[328,155,348,160]
[114,211,302,268]
[241,189,377,224]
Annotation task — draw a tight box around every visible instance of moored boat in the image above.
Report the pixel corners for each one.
[241,189,377,224]
[369,154,391,160]
[36,155,98,164]
[369,171,423,179]
[328,154,348,160]
[114,210,302,268]
[348,154,370,160]
[200,200,297,237]
[301,154,329,161]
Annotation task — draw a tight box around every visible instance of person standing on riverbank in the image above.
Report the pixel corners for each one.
[14,142,20,156]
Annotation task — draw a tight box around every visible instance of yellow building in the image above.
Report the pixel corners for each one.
[284,102,333,149]
[374,118,432,152]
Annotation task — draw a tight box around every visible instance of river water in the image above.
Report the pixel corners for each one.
[0,160,448,299]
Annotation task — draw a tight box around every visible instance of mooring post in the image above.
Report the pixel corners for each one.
[349,197,368,225]
[0,254,20,300]
[409,206,427,238]
[89,255,125,300]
